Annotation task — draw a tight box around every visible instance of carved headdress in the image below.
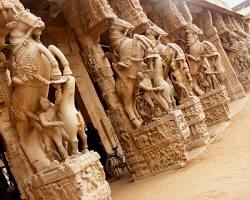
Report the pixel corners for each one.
[186,23,203,35]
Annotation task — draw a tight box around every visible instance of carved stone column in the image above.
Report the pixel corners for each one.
[48,0,128,154]
[45,24,118,154]
[107,2,191,178]
[213,13,250,93]
[179,96,209,150]
[0,1,112,199]
[0,55,33,199]
[195,9,245,100]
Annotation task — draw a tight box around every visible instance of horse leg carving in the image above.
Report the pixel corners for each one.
[126,98,142,127]
[76,112,88,153]
[48,45,73,76]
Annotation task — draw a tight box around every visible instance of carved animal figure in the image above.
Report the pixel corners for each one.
[0,3,79,171]
[6,7,62,171]
[185,23,225,96]
[110,19,154,128]
[59,75,88,155]
[145,27,192,101]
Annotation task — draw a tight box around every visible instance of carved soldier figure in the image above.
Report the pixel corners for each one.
[145,25,192,101]
[137,71,167,113]
[38,97,70,161]
[145,52,175,111]
[185,23,225,96]
[109,19,154,127]
[223,31,250,74]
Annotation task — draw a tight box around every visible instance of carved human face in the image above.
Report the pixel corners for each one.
[40,98,51,111]
[137,72,144,80]
[185,29,198,46]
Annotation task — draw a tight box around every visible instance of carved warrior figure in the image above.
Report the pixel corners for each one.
[109,19,154,128]
[185,23,225,96]
[145,52,174,111]
[136,71,167,121]
[37,97,70,161]
[0,1,88,171]
[145,25,192,101]
[221,31,250,74]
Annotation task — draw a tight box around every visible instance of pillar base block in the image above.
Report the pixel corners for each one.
[24,151,111,200]
[127,110,190,180]
[199,86,230,127]
[179,96,210,151]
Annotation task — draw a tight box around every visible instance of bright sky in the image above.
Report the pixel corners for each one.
[223,0,246,8]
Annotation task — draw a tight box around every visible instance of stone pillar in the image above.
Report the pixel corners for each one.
[46,24,118,154]
[196,9,245,100]
[0,1,112,199]
[109,0,149,32]
[213,13,250,93]
[107,1,191,178]
[148,0,187,34]
[0,55,34,199]
[49,0,131,155]
[173,2,245,100]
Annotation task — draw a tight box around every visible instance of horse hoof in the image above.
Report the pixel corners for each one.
[82,149,89,154]
[71,152,81,158]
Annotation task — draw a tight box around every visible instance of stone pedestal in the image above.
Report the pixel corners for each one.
[126,110,190,180]
[24,151,111,200]
[237,70,250,93]
[199,86,230,127]
[179,96,209,151]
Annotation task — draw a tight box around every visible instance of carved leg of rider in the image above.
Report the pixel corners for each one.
[43,134,56,162]
[170,95,177,110]
[144,96,155,117]
[154,94,169,113]
[133,96,143,122]
[53,129,69,160]
[161,91,173,110]
[71,140,80,156]
[193,79,205,96]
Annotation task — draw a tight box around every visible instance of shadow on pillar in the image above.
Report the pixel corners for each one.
[0,141,20,200]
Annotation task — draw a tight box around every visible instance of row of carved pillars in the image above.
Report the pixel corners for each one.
[39,0,248,155]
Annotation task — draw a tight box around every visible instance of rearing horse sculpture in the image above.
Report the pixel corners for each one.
[145,27,192,101]
[0,3,77,171]
[109,19,154,128]
[3,6,62,171]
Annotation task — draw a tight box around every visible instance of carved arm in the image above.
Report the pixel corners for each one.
[39,114,64,127]
[133,34,153,50]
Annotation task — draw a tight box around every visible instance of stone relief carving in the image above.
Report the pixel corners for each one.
[184,23,230,126]
[185,23,224,96]
[0,1,111,199]
[213,14,250,92]
[144,24,193,101]
[109,19,154,127]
